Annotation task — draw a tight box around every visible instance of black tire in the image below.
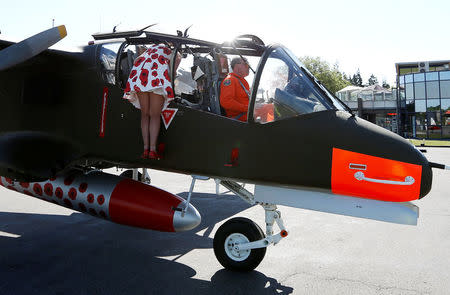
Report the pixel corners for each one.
[120,169,143,181]
[213,217,266,272]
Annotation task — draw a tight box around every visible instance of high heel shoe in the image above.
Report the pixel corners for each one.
[141,150,149,159]
[149,150,160,160]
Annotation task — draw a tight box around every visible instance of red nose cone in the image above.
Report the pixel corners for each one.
[108,179,184,232]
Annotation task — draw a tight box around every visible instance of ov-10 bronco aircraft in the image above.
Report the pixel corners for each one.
[0,25,448,271]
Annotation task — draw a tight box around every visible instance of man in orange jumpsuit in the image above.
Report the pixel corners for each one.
[220,57,250,121]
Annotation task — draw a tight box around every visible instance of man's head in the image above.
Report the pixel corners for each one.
[230,57,249,78]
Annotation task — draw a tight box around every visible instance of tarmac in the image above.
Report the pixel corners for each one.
[0,148,449,294]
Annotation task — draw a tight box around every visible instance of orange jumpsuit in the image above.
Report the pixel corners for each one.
[220,73,250,122]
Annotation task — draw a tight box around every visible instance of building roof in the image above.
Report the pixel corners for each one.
[337,84,389,94]
[395,60,450,67]
[336,85,363,93]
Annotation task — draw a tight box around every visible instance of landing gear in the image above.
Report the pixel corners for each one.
[187,177,289,271]
[211,179,289,271]
[213,217,266,272]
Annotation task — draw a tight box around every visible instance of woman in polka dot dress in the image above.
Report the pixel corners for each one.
[123,44,179,160]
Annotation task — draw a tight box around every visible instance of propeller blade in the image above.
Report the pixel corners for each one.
[0,25,67,71]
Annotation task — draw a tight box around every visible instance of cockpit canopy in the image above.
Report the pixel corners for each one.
[253,46,345,123]
[97,33,347,123]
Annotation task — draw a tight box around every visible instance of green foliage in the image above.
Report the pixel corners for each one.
[350,69,363,87]
[382,80,390,89]
[368,74,378,85]
[299,56,350,93]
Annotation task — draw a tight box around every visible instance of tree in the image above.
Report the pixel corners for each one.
[299,56,350,93]
[382,80,390,89]
[350,69,363,87]
[368,74,378,86]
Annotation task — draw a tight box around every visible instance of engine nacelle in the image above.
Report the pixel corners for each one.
[0,170,201,232]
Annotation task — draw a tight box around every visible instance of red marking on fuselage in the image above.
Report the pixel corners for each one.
[231,148,239,163]
[161,107,177,129]
[99,87,109,137]
[331,148,422,202]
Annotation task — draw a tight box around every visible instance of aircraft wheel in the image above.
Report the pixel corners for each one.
[213,217,266,272]
[120,169,143,181]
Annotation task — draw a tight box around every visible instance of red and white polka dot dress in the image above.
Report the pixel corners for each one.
[123,44,175,110]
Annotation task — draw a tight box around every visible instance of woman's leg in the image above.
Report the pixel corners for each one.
[148,92,165,152]
[137,92,151,151]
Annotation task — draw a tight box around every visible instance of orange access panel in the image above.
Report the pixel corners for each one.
[331,148,422,202]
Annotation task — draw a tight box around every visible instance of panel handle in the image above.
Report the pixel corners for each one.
[354,171,415,186]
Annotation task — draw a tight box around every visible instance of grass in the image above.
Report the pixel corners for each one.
[408,139,450,147]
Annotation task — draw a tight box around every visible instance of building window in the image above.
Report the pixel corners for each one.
[427,99,440,112]
[426,81,439,98]
[426,72,439,81]
[406,100,415,112]
[385,92,394,100]
[361,92,373,101]
[414,73,425,82]
[374,93,383,101]
[415,113,427,138]
[406,83,414,99]
[399,89,405,101]
[439,71,450,80]
[440,80,450,98]
[415,100,426,112]
[442,99,450,113]
[414,82,426,99]
[405,74,413,83]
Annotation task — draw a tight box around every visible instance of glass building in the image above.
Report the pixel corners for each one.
[396,61,450,139]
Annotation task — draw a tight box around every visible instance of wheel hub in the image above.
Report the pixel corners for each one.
[224,233,250,261]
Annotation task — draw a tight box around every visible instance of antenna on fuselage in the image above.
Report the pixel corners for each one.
[184,25,192,38]
[113,22,121,33]
[177,25,192,38]
[139,23,157,32]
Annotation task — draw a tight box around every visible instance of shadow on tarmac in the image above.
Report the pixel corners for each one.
[0,192,293,294]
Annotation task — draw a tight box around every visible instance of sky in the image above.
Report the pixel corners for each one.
[1,0,449,85]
